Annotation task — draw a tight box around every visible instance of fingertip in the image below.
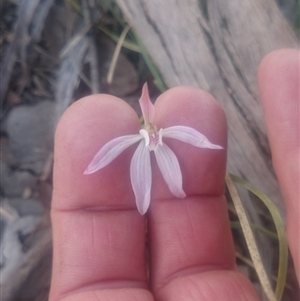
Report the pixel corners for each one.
[152,86,227,198]
[155,86,226,137]
[55,94,139,145]
[53,94,140,210]
[257,48,299,149]
[258,48,299,102]
[257,49,299,151]
[258,48,299,72]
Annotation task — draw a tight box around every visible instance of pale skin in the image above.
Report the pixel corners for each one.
[49,49,299,301]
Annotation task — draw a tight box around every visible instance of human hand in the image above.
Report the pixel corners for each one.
[49,49,299,301]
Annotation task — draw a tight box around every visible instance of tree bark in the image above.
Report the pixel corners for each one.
[115,0,298,213]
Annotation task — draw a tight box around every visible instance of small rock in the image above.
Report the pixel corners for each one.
[8,198,45,217]
[6,90,21,105]
[37,180,53,209]
[0,201,48,301]
[0,160,37,197]
[5,100,55,175]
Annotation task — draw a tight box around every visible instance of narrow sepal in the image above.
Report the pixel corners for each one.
[154,144,186,198]
[130,140,152,215]
[139,83,155,125]
[84,134,142,174]
[162,126,223,149]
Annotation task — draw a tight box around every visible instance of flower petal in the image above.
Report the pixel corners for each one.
[154,144,186,198]
[162,125,223,149]
[139,83,155,125]
[130,140,152,215]
[84,134,142,174]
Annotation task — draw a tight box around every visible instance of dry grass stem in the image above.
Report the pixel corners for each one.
[226,173,277,301]
[107,24,131,84]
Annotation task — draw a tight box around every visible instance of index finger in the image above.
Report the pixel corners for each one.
[49,95,152,301]
[148,87,260,301]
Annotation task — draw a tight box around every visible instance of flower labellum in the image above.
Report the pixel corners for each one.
[84,84,223,215]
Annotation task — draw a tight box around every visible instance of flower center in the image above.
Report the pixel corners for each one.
[139,124,163,151]
[148,130,161,151]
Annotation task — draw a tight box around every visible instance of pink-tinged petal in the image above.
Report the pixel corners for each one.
[154,144,186,198]
[162,125,223,149]
[84,134,142,174]
[130,140,152,215]
[139,83,155,125]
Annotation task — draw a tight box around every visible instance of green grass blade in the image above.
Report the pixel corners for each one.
[98,25,141,52]
[230,221,278,240]
[133,32,167,92]
[99,2,166,91]
[106,24,131,84]
[231,174,288,301]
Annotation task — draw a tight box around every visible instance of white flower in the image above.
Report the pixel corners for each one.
[84,84,223,215]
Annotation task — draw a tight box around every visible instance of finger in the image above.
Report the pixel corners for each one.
[258,49,300,281]
[149,87,260,300]
[50,95,153,301]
